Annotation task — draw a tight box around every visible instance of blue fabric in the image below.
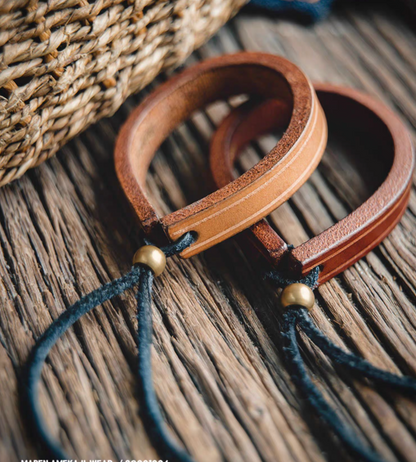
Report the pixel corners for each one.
[250,0,335,20]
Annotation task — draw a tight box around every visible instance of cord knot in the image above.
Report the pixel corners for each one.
[265,266,320,289]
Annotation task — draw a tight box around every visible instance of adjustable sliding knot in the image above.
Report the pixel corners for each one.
[133,230,196,276]
[280,283,315,311]
[265,261,319,311]
[133,245,166,276]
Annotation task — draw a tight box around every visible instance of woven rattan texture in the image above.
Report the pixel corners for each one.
[0,0,246,187]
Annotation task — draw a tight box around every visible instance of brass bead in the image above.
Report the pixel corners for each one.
[133,245,166,277]
[280,283,315,310]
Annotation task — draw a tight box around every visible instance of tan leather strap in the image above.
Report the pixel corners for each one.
[115,52,327,258]
[210,83,414,285]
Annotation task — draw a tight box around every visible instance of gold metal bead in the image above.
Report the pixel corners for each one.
[280,283,315,310]
[133,245,166,277]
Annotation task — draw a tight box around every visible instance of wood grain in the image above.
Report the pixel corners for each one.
[1,3,415,461]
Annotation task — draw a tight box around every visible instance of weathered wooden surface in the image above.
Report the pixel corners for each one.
[1,3,416,461]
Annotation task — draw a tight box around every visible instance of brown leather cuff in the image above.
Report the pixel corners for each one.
[210,83,414,285]
[115,52,327,257]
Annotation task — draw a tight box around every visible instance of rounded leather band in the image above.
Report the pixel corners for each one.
[210,83,414,285]
[115,52,327,258]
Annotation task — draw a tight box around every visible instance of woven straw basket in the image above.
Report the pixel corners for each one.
[0,0,246,187]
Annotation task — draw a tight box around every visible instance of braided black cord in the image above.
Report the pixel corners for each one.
[22,232,196,462]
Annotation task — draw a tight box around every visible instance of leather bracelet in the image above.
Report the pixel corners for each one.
[25,55,416,462]
[210,83,414,285]
[115,52,327,258]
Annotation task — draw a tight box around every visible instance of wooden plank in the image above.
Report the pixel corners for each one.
[0,3,415,461]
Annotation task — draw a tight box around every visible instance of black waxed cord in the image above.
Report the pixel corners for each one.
[282,309,385,462]
[269,267,416,462]
[22,232,196,462]
[266,265,320,289]
[22,231,416,462]
[136,265,194,462]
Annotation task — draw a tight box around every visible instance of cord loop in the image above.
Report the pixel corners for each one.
[23,232,197,462]
[271,266,416,462]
